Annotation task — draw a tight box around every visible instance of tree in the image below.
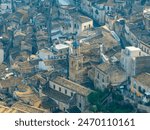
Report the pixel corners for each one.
[88,89,109,112]
[88,89,135,113]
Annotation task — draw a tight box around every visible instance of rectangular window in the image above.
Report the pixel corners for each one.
[102,78,104,83]
[107,77,109,82]
[74,24,77,28]
[59,87,61,92]
[65,89,67,94]
[147,49,149,54]
[53,85,55,89]
[71,92,73,96]
[97,73,100,79]
[79,103,81,108]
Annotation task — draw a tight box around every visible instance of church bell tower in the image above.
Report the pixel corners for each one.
[69,39,83,83]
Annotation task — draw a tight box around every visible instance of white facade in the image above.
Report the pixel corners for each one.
[53,43,69,55]
[80,20,93,33]
[49,77,91,112]
[71,15,93,34]
[0,2,12,14]
[0,49,4,64]
[121,47,142,76]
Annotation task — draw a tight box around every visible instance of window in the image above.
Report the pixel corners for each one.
[59,87,61,92]
[53,85,55,89]
[138,86,142,93]
[74,24,77,28]
[71,92,73,96]
[107,6,110,11]
[102,78,105,83]
[95,10,99,15]
[65,89,67,94]
[107,77,109,82]
[79,103,81,108]
[97,73,100,79]
[89,24,91,28]
[141,46,143,50]
[84,26,86,30]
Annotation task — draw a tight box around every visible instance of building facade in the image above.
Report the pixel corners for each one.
[48,76,92,112]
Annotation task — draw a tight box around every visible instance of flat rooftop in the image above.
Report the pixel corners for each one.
[126,46,141,51]
[55,44,69,50]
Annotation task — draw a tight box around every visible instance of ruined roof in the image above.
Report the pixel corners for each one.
[134,73,150,87]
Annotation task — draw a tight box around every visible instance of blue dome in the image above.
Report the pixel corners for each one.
[73,40,79,49]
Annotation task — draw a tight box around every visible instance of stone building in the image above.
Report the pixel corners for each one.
[88,62,126,90]
[71,14,93,35]
[69,40,83,83]
[120,46,150,76]
[47,76,92,112]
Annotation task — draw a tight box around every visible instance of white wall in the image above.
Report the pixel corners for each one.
[0,49,4,64]
[81,21,93,32]
[49,81,74,97]
[39,61,47,70]
[0,3,12,14]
